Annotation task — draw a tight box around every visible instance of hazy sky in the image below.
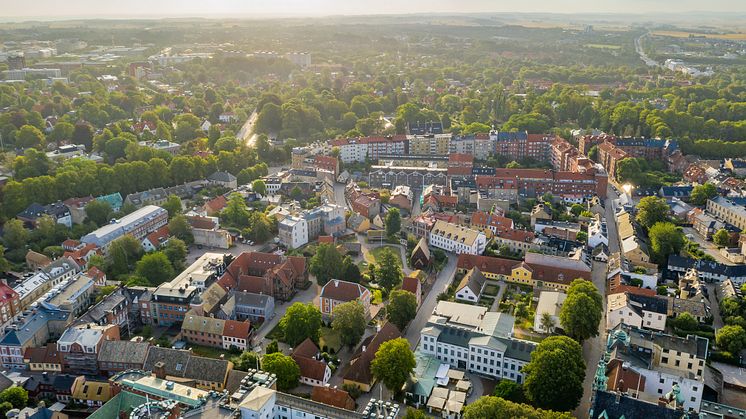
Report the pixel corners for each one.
[4,0,746,19]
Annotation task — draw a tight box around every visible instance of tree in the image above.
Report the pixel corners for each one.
[402,408,427,419]
[16,125,45,149]
[72,123,94,149]
[493,380,526,404]
[85,200,113,226]
[714,228,731,247]
[559,279,602,342]
[540,312,556,334]
[387,289,417,331]
[463,396,573,419]
[690,183,718,206]
[163,238,188,271]
[375,248,403,290]
[506,160,521,169]
[716,325,746,354]
[168,215,194,244]
[649,222,685,264]
[342,257,361,283]
[587,145,599,161]
[48,121,74,144]
[0,386,28,409]
[331,301,366,347]
[280,303,322,346]
[0,401,12,418]
[309,243,343,285]
[266,340,280,354]
[262,352,300,391]
[371,337,416,396]
[524,336,585,412]
[106,235,144,278]
[232,351,260,371]
[3,219,29,251]
[636,196,670,229]
[0,246,10,273]
[674,312,699,331]
[135,252,175,285]
[162,195,183,218]
[221,193,250,228]
[385,208,401,237]
[252,179,267,196]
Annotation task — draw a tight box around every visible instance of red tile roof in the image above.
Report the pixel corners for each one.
[187,215,218,230]
[292,338,319,359]
[457,254,520,276]
[320,280,369,303]
[0,283,19,303]
[145,226,170,248]
[222,320,251,339]
[204,195,228,213]
[401,276,420,296]
[498,229,536,242]
[311,387,355,410]
[344,322,401,385]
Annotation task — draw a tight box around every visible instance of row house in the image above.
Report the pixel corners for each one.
[428,220,487,255]
[0,304,72,370]
[368,165,448,190]
[234,292,275,322]
[97,340,150,376]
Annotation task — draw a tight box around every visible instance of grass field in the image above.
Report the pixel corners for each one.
[189,344,231,359]
[320,327,342,352]
[367,246,402,267]
[585,43,621,49]
[652,30,746,40]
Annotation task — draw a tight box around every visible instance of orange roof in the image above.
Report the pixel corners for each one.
[145,226,170,248]
[223,320,251,339]
[448,153,474,164]
[318,236,334,244]
[498,229,536,242]
[0,283,18,303]
[205,195,228,212]
[311,387,354,410]
[457,254,521,276]
[401,276,420,296]
[86,267,106,281]
[293,338,319,359]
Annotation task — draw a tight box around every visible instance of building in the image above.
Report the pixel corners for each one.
[43,272,95,316]
[351,195,381,220]
[369,165,448,189]
[588,216,609,248]
[607,293,667,331]
[707,196,746,231]
[470,210,514,236]
[57,323,119,375]
[234,292,275,322]
[223,320,252,351]
[428,220,487,255]
[70,376,112,408]
[181,311,226,348]
[310,386,355,411]
[410,238,431,270]
[291,338,331,387]
[75,286,146,333]
[278,216,309,249]
[143,346,233,390]
[455,267,487,303]
[420,301,535,383]
[208,171,238,189]
[476,167,607,200]
[319,279,372,320]
[344,322,402,392]
[17,202,72,228]
[401,273,422,307]
[389,185,414,211]
[331,136,408,163]
[141,226,170,252]
[187,215,232,249]
[408,134,452,156]
[14,257,80,311]
[97,340,150,376]
[314,155,340,177]
[218,252,307,301]
[491,131,553,162]
[138,139,180,156]
[81,205,168,253]
[0,284,21,328]
[668,254,746,285]
[0,304,72,370]
[533,291,566,333]
[23,345,62,373]
[25,250,51,271]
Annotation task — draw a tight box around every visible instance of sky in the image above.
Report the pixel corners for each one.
[3,0,746,19]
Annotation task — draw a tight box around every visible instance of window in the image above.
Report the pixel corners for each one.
[659,378,665,384]
[662,357,668,363]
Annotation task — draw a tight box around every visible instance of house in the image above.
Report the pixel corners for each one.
[208,171,238,189]
[218,251,307,301]
[222,319,252,351]
[389,185,413,212]
[410,237,431,269]
[187,215,232,249]
[181,311,226,348]
[592,244,610,262]
[530,204,552,227]
[622,236,652,266]
[351,195,381,220]
[587,216,608,248]
[347,213,370,232]
[291,338,331,387]
[314,155,340,177]
[23,345,62,372]
[470,211,514,236]
[319,279,372,320]
[278,216,309,249]
[234,292,275,322]
[143,346,233,391]
[533,291,566,333]
[455,267,487,303]
[141,226,170,252]
[203,195,228,216]
[25,250,51,270]
[310,386,355,411]
[57,323,120,375]
[401,273,422,307]
[97,340,150,376]
[70,376,112,407]
[607,293,667,331]
[343,322,402,392]
[62,242,100,268]
[17,202,72,228]
[96,193,123,212]
[0,283,20,327]
[428,220,487,255]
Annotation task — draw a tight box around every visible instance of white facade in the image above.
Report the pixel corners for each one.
[606,304,644,330]
[278,216,308,249]
[455,285,480,303]
[606,294,667,332]
[533,291,566,333]
[428,221,487,255]
[587,217,608,248]
[223,335,248,351]
[298,365,331,387]
[338,142,368,163]
[636,367,704,412]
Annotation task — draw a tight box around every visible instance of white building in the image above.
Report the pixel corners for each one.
[606,293,667,332]
[420,301,535,383]
[278,216,308,249]
[334,139,368,164]
[428,220,486,255]
[533,291,566,333]
[80,205,168,253]
[587,216,608,248]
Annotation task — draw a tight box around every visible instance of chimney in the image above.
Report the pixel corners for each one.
[334,279,339,287]
[154,361,166,379]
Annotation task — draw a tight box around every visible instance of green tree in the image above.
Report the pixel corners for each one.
[0,246,10,273]
[0,401,13,418]
[690,183,718,206]
[371,337,416,396]
[168,215,194,244]
[506,161,521,169]
[85,200,113,227]
[402,408,427,419]
[262,352,300,391]
[331,301,367,347]
[266,340,280,354]
[587,145,599,161]
[524,336,585,412]
[252,179,267,195]
[48,121,74,144]
[713,228,731,247]
[232,351,260,371]
[674,312,699,331]
[559,279,602,342]
[342,256,361,283]
[309,243,344,285]
[385,208,401,237]
[106,235,144,278]
[716,325,746,354]
[493,380,526,404]
[163,238,188,271]
[0,386,28,409]
[16,125,45,149]
[635,196,670,229]
[463,396,573,419]
[3,219,29,251]
[135,252,175,285]
[649,222,685,264]
[375,248,403,290]
[162,195,183,218]
[280,303,322,346]
[540,312,556,334]
[221,193,250,228]
[386,289,417,331]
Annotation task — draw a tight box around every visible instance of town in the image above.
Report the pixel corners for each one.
[1,6,746,419]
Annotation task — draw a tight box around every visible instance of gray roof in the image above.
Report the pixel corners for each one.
[143,346,231,384]
[225,370,248,393]
[183,354,231,384]
[234,291,273,308]
[208,171,237,183]
[143,346,192,377]
[504,339,535,362]
[75,289,127,325]
[98,340,150,365]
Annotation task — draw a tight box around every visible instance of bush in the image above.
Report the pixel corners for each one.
[710,351,739,365]
[343,383,362,399]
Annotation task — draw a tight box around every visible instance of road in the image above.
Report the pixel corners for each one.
[404,254,457,347]
[635,33,661,68]
[238,110,259,147]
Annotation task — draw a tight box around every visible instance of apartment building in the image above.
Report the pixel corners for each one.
[0,305,72,370]
[81,205,168,253]
[420,301,535,383]
[218,251,307,301]
[607,293,667,331]
[279,216,309,249]
[408,134,451,155]
[14,257,80,310]
[57,323,119,375]
[475,168,607,200]
[428,220,487,255]
[491,131,553,162]
[707,196,746,231]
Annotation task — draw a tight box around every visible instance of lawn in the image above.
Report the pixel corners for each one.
[367,246,402,267]
[189,344,232,359]
[483,284,499,296]
[319,327,342,353]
